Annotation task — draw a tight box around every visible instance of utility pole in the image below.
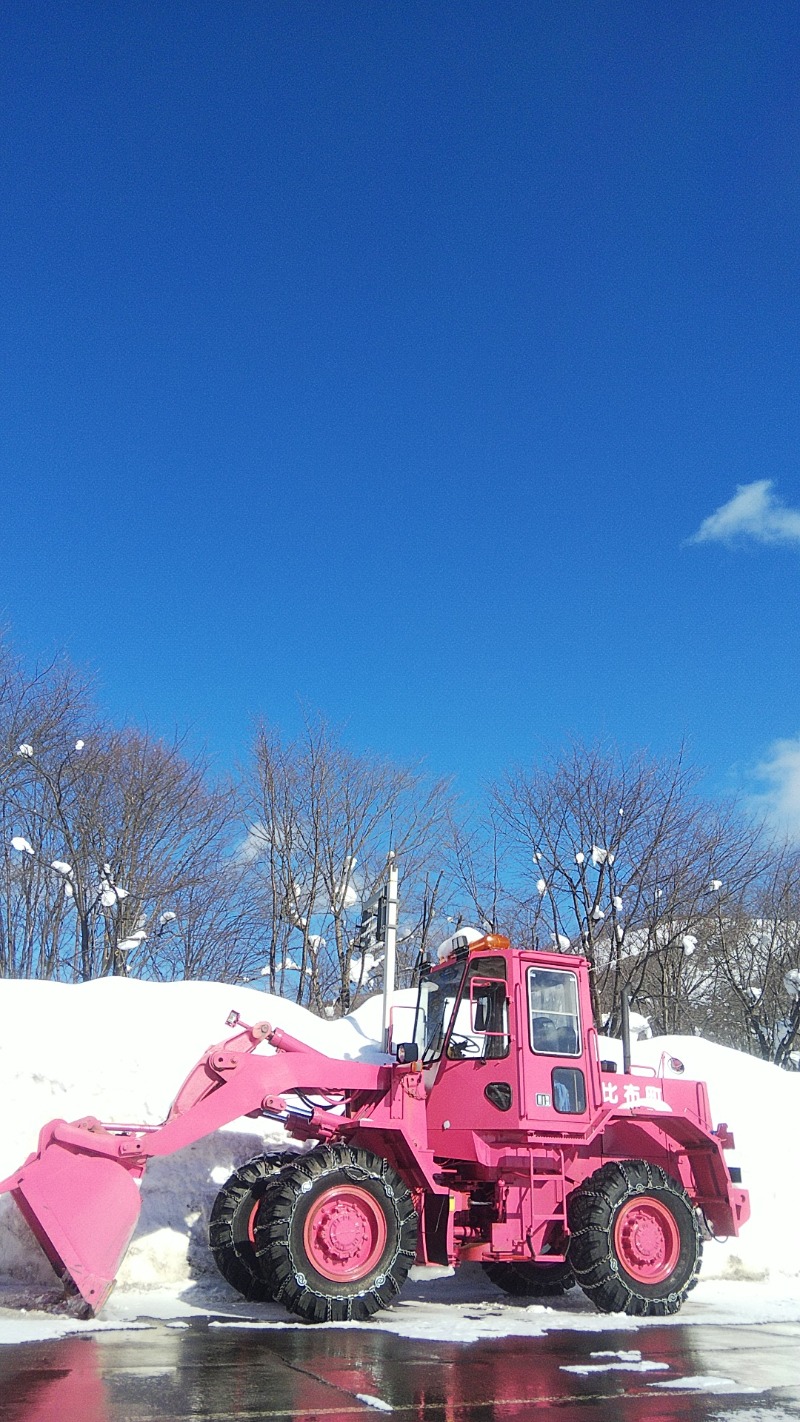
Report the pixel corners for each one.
[381,852,398,1050]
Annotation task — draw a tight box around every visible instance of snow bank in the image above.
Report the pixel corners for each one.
[0,977,797,1302]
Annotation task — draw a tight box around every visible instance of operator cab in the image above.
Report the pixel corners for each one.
[410,929,594,1142]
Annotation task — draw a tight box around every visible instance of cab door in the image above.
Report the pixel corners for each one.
[520,963,591,1126]
[424,955,518,1156]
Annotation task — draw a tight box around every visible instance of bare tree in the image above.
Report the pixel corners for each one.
[155,862,261,984]
[245,714,452,1014]
[444,805,529,942]
[0,639,95,977]
[700,845,800,1065]
[2,672,243,981]
[492,740,769,1027]
[7,625,798,1065]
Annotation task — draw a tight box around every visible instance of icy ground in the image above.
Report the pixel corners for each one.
[1,975,799,1347]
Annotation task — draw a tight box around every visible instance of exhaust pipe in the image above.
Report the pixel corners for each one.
[620,987,632,1075]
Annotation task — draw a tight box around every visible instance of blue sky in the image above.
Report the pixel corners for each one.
[1,2,799,818]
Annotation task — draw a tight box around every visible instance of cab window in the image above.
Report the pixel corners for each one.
[552,1066,586,1113]
[415,960,465,1064]
[446,957,509,1060]
[527,967,581,1056]
[409,954,508,1065]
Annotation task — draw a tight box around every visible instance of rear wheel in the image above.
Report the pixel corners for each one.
[482,1259,575,1297]
[254,1144,418,1323]
[568,1160,702,1317]
[209,1153,297,1301]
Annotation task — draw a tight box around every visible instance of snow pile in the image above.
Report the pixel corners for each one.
[0,977,797,1300]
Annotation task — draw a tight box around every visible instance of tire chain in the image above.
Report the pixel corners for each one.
[567,1159,702,1317]
[254,1143,418,1323]
[208,1151,299,1301]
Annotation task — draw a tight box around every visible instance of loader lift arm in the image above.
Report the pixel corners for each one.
[0,1015,421,1315]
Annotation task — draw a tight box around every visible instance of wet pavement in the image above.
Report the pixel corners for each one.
[1,1316,799,1422]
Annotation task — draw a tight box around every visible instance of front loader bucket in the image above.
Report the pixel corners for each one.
[1,1131,143,1317]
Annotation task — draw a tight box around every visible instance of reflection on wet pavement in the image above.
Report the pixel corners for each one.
[0,1317,798,1420]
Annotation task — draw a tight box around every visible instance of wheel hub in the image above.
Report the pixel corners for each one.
[303,1185,388,1282]
[316,1200,369,1262]
[620,1210,666,1267]
[614,1195,680,1284]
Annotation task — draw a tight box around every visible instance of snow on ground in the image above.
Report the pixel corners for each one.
[0,975,798,1349]
[3,1273,800,1350]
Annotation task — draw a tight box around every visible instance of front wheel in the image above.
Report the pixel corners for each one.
[254,1144,418,1323]
[568,1160,702,1317]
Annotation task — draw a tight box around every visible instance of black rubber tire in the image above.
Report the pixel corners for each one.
[568,1160,702,1317]
[209,1152,298,1301]
[482,1259,575,1298]
[253,1143,419,1323]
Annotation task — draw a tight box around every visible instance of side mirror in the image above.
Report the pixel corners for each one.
[395,1042,420,1065]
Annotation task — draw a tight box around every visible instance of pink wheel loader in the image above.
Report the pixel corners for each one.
[0,932,749,1323]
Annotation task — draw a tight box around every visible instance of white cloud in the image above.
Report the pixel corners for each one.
[689,480,800,547]
[751,737,800,840]
[236,821,271,863]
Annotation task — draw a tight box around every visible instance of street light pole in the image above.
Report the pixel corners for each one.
[382,852,398,1051]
